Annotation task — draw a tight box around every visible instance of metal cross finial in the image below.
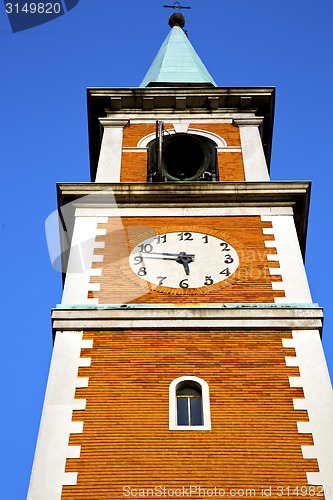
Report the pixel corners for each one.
[163,2,191,12]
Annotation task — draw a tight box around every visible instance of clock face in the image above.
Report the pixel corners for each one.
[129,230,239,290]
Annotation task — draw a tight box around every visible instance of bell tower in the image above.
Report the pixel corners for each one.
[28,11,333,500]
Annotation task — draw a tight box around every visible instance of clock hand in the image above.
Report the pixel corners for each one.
[175,251,194,276]
[139,255,180,261]
[141,251,195,259]
[139,251,195,275]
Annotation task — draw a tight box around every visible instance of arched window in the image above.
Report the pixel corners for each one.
[169,376,211,431]
[176,383,203,426]
[147,133,218,183]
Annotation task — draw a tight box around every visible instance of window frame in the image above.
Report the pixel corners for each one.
[169,376,211,431]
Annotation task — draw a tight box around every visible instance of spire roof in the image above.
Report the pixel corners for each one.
[139,26,217,88]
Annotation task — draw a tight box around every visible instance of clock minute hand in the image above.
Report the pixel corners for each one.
[141,251,195,259]
[140,251,195,275]
[140,255,180,261]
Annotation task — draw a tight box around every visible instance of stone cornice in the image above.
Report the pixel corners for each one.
[98,118,130,128]
[88,87,275,99]
[57,181,310,258]
[233,117,264,127]
[87,86,275,180]
[57,181,310,207]
[52,305,323,335]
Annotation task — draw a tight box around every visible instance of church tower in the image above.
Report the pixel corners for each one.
[28,10,333,500]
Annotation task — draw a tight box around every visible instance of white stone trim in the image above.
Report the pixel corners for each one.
[86,298,99,305]
[92,254,104,263]
[137,127,227,148]
[79,357,92,368]
[89,268,102,277]
[66,446,81,459]
[261,215,312,303]
[106,114,253,124]
[88,283,100,292]
[62,216,107,305]
[169,376,211,431]
[52,307,323,333]
[76,377,89,388]
[123,146,242,153]
[269,268,282,276]
[271,281,285,291]
[94,241,105,249]
[62,472,78,486]
[233,117,269,181]
[72,399,86,411]
[173,122,189,133]
[217,147,242,152]
[75,207,294,217]
[283,330,333,495]
[27,332,93,500]
[122,147,148,152]
[297,421,312,433]
[82,339,93,349]
[69,421,84,434]
[267,253,279,262]
[54,318,323,330]
[233,118,264,127]
[95,119,129,182]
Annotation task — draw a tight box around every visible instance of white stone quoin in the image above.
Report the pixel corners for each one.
[62,216,107,305]
[233,117,270,181]
[27,332,93,500]
[284,330,333,496]
[95,119,129,182]
[261,215,312,303]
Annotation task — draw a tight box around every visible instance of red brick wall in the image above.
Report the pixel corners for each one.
[120,123,244,182]
[62,328,320,500]
[218,152,244,181]
[121,152,147,182]
[89,216,283,304]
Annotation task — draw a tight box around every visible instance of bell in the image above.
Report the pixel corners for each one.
[161,134,210,181]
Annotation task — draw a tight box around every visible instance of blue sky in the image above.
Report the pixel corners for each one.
[1,0,333,497]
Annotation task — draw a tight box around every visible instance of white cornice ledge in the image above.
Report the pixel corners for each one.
[98,118,130,128]
[52,306,323,334]
[58,182,311,202]
[233,117,264,127]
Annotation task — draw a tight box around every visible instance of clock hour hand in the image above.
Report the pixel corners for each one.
[175,252,194,276]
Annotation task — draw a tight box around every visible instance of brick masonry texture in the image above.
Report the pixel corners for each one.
[121,152,147,182]
[122,123,241,148]
[122,123,174,148]
[62,328,320,500]
[120,123,244,182]
[217,152,244,181]
[89,216,283,304]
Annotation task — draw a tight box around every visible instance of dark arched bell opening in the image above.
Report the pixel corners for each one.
[161,134,210,181]
[147,133,218,182]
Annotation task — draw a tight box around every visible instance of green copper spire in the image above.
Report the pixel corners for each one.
[140,24,217,87]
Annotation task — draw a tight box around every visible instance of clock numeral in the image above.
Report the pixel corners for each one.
[157,276,167,285]
[137,267,147,277]
[179,278,189,288]
[220,242,231,251]
[155,234,166,244]
[133,255,143,265]
[220,267,231,277]
[138,243,153,253]
[224,254,234,264]
[204,276,214,286]
[202,235,209,244]
[178,232,193,241]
